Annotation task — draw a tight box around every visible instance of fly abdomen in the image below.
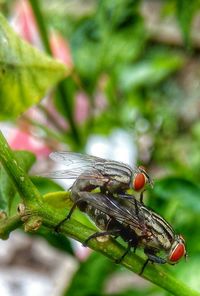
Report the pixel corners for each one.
[140,206,174,250]
[83,205,113,231]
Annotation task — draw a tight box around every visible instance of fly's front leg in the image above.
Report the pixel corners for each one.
[147,254,167,264]
[140,248,167,275]
[145,248,167,265]
[139,190,146,204]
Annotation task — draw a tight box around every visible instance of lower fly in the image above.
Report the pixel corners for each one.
[63,191,187,274]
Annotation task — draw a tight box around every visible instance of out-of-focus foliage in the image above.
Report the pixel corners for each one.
[175,0,199,46]
[1,0,200,295]
[64,252,118,296]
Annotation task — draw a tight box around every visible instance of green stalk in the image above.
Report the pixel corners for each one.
[0,214,22,239]
[29,0,51,55]
[0,131,42,206]
[29,0,81,148]
[24,116,66,143]
[0,131,199,296]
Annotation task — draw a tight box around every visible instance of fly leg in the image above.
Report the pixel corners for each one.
[115,243,132,264]
[140,248,167,275]
[55,198,86,232]
[117,193,136,200]
[139,190,146,204]
[139,258,149,275]
[83,230,121,247]
[116,232,139,264]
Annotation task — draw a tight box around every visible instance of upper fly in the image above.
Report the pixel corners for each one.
[43,152,153,195]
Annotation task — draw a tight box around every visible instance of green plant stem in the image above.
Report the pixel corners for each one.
[38,104,66,133]
[29,0,51,55]
[23,115,65,143]
[0,131,199,296]
[57,80,82,147]
[29,0,81,148]
[0,131,42,206]
[0,214,22,239]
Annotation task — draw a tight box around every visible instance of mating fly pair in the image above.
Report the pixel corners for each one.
[45,152,187,274]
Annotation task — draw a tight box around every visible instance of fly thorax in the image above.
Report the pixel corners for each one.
[103,162,132,185]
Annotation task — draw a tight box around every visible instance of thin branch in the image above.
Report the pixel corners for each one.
[23,115,65,143]
[29,0,81,148]
[0,214,22,239]
[0,131,42,206]
[37,104,66,133]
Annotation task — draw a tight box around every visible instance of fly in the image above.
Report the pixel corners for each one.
[44,152,153,200]
[66,191,187,274]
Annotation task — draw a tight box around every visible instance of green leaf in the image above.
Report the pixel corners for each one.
[153,177,200,213]
[119,51,184,91]
[176,0,198,47]
[71,1,146,85]
[64,252,118,296]
[0,150,36,213]
[0,13,67,120]
[43,191,96,229]
[31,176,64,195]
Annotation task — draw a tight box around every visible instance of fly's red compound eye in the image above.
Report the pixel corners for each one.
[133,173,146,191]
[169,242,186,263]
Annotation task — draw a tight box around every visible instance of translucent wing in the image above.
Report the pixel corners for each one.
[41,169,110,182]
[42,152,105,179]
[80,192,144,231]
[46,152,133,182]
[43,152,105,179]
[49,152,105,168]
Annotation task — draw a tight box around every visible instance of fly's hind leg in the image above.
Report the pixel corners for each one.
[116,231,139,264]
[55,198,85,233]
[115,243,132,264]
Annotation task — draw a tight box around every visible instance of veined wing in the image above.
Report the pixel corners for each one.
[42,168,109,181]
[80,192,144,231]
[47,152,133,181]
[50,152,105,168]
[43,152,105,179]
